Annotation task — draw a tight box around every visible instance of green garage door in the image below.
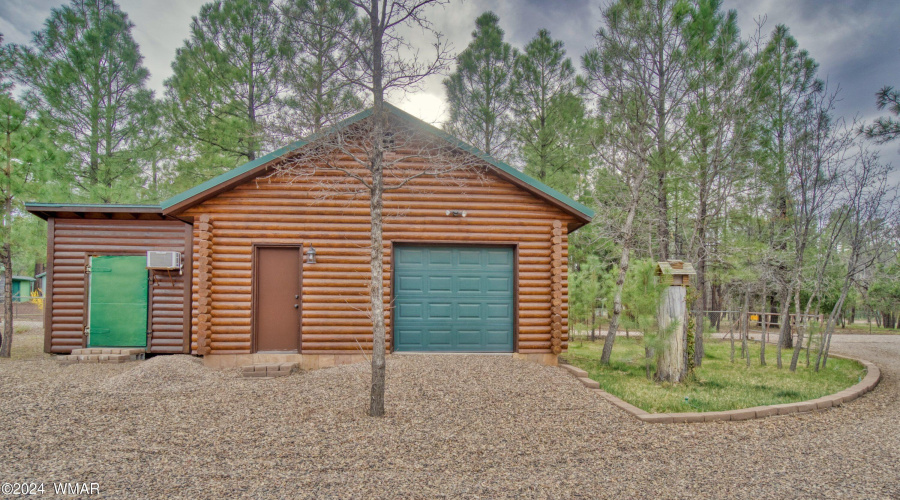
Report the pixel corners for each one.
[88,255,148,348]
[394,245,514,352]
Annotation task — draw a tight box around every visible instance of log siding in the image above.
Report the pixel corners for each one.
[46,219,192,354]
[185,161,573,355]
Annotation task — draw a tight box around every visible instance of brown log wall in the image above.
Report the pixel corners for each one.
[185,162,573,355]
[45,218,192,354]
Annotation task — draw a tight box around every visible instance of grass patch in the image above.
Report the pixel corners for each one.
[564,337,865,413]
[2,320,49,361]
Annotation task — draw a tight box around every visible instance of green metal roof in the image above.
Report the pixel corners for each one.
[160,104,594,222]
[12,276,35,282]
[25,203,161,209]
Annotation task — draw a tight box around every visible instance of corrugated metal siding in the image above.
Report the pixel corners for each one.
[184,156,573,355]
[47,219,191,354]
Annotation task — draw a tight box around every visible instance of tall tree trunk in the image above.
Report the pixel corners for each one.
[600,176,642,364]
[600,245,630,365]
[1,121,12,358]
[367,4,386,417]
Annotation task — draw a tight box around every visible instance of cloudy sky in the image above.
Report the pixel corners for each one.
[1,0,898,166]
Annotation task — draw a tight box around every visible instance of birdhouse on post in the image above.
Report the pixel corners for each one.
[655,260,696,287]
[654,260,696,383]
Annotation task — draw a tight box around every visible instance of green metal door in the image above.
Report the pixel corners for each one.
[394,245,514,352]
[88,255,148,348]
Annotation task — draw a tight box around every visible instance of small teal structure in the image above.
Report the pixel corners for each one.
[35,272,46,297]
[11,276,35,302]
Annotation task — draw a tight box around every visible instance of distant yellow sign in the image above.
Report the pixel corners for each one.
[750,314,759,321]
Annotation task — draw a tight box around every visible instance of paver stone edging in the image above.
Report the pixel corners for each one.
[558,353,880,424]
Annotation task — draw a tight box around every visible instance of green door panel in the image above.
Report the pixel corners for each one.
[394,246,514,352]
[88,255,148,348]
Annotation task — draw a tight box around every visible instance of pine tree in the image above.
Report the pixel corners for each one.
[165,0,284,183]
[443,12,517,159]
[752,24,823,362]
[0,43,56,357]
[681,0,752,365]
[513,29,586,193]
[278,0,365,138]
[14,0,154,202]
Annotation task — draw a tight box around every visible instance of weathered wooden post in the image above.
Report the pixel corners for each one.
[654,260,696,383]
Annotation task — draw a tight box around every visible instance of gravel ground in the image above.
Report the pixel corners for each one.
[0,329,898,499]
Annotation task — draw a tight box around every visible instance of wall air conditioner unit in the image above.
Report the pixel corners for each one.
[147,251,182,271]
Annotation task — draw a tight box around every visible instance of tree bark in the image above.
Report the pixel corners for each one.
[742,291,750,367]
[600,175,643,365]
[600,245,630,365]
[656,286,686,383]
[1,119,12,358]
[775,285,791,368]
[789,288,804,371]
[367,1,386,417]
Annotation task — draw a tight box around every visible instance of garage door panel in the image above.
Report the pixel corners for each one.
[397,302,423,319]
[396,328,423,348]
[487,303,511,319]
[394,245,514,352]
[427,276,452,293]
[486,329,512,345]
[457,302,482,319]
[458,249,482,265]
[397,275,424,293]
[428,329,452,346]
[427,302,452,319]
[486,276,512,292]
[429,249,453,265]
[457,276,481,292]
[487,249,513,266]
[398,248,424,265]
[457,329,482,346]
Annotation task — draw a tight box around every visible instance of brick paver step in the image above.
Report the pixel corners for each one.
[240,362,299,378]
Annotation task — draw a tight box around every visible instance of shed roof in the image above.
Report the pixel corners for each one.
[25,203,166,221]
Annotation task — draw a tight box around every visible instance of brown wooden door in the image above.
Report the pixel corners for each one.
[255,246,301,352]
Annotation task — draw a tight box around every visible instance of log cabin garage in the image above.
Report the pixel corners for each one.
[27,104,594,369]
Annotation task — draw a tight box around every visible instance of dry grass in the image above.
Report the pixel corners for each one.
[4,320,49,361]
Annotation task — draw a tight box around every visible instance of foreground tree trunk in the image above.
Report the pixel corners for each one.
[655,285,686,382]
[1,145,12,357]
[367,5,387,416]
[367,139,386,416]
[0,240,12,358]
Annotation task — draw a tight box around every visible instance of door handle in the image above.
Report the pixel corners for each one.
[294,304,299,309]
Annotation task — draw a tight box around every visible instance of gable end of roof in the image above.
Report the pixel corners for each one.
[160,104,595,226]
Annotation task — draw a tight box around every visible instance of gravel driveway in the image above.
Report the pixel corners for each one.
[0,330,898,499]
